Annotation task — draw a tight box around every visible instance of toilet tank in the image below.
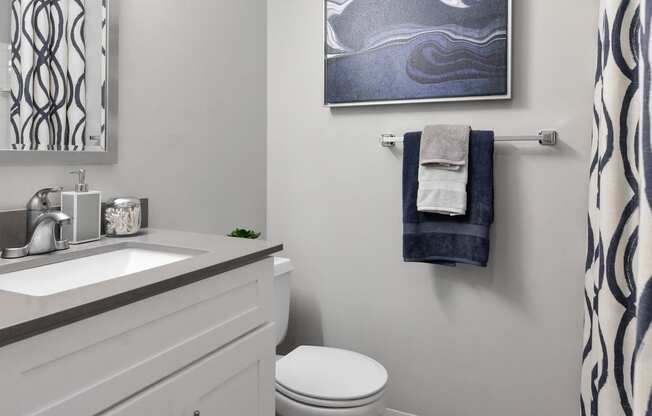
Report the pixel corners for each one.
[273,257,293,346]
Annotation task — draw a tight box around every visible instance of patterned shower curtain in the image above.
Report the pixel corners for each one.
[583,1,652,415]
[9,0,87,150]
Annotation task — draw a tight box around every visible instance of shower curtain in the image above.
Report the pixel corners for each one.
[583,1,652,415]
[9,0,87,150]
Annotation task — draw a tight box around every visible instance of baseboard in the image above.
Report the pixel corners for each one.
[386,409,420,416]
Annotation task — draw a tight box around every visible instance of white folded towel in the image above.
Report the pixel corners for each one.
[417,138,469,216]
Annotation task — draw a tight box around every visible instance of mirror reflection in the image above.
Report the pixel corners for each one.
[0,0,107,152]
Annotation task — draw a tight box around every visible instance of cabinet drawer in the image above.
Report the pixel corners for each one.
[0,258,273,416]
[100,323,275,416]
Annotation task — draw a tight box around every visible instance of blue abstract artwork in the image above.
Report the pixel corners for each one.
[325,0,511,106]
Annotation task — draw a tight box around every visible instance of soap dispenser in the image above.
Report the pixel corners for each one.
[61,169,101,244]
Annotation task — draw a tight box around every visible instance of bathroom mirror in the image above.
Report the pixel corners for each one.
[0,0,118,164]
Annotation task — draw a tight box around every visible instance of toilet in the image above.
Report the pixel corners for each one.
[273,257,388,416]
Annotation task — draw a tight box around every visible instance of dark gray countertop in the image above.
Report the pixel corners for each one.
[0,229,283,348]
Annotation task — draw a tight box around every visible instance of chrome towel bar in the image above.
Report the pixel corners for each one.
[380,130,558,148]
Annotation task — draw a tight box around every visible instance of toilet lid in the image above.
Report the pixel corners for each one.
[275,346,388,403]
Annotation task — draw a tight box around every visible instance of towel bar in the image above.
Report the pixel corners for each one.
[380,130,558,148]
[0,89,9,95]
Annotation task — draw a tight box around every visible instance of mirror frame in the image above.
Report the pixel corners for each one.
[0,0,119,165]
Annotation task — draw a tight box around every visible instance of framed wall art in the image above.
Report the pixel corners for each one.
[324,0,512,107]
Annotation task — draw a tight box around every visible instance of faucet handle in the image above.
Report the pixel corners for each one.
[27,187,63,211]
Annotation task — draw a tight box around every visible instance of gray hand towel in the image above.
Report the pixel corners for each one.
[420,125,470,169]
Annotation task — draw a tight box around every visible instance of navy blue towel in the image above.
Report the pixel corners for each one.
[403,130,494,267]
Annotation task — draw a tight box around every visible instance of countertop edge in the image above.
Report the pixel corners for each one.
[0,243,283,349]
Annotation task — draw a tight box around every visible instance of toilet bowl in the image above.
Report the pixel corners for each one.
[273,258,388,416]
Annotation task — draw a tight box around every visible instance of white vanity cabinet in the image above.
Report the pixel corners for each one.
[0,258,275,416]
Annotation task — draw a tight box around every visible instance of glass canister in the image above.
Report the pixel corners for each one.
[105,197,142,236]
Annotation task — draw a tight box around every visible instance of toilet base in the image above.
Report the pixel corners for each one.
[276,391,386,416]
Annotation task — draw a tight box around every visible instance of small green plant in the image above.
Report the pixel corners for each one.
[228,228,261,239]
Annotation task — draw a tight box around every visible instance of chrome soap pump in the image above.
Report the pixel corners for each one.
[61,169,102,244]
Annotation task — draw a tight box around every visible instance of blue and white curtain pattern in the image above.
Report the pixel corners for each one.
[100,0,106,138]
[9,0,87,150]
[583,1,652,415]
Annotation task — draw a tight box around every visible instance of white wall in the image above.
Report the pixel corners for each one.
[0,0,267,236]
[268,1,596,415]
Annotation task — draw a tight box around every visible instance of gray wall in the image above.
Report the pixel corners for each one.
[0,0,8,43]
[85,0,104,141]
[0,0,267,236]
[268,1,596,415]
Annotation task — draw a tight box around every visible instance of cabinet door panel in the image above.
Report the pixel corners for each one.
[101,324,275,416]
[98,386,187,416]
[195,363,259,415]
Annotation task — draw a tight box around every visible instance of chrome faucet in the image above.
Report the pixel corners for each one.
[26,187,63,240]
[2,212,71,259]
[1,189,72,259]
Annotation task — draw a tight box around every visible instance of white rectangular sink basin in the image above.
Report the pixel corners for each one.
[0,245,195,297]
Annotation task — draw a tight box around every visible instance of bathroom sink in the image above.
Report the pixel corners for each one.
[0,244,196,297]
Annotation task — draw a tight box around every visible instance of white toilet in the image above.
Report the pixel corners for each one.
[273,257,388,416]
